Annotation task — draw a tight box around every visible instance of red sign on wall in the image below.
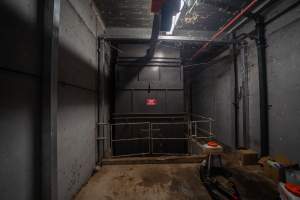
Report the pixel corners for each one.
[146,98,158,106]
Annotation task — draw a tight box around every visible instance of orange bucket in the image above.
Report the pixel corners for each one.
[207,141,219,147]
[285,183,300,197]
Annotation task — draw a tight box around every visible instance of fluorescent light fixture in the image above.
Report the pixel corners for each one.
[166,0,185,35]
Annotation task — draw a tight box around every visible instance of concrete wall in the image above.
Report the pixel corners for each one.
[191,0,300,163]
[0,0,108,199]
[235,0,300,162]
[57,0,106,199]
[0,0,42,199]
[264,0,300,163]
[190,52,235,148]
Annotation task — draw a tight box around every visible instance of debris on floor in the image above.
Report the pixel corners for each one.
[74,164,211,200]
[74,151,285,200]
[237,149,258,166]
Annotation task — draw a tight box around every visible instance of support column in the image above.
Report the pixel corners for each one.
[255,15,269,156]
[41,0,61,199]
[232,33,239,149]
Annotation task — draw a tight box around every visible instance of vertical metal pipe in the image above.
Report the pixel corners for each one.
[148,122,150,154]
[101,40,105,160]
[232,33,239,149]
[255,15,269,156]
[241,42,250,148]
[209,120,212,137]
[150,123,153,154]
[110,124,113,155]
[42,0,61,199]
[188,122,191,155]
[96,37,101,164]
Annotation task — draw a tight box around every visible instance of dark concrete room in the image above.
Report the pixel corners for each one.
[1,0,300,199]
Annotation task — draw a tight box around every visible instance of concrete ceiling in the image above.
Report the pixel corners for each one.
[95,0,254,63]
[95,0,154,28]
[95,0,252,31]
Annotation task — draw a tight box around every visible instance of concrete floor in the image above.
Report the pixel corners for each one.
[74,164,211,200]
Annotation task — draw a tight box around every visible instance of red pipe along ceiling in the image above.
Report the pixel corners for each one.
[191,0,258,60]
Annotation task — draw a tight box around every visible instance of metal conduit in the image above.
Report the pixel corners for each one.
[191,0,258,60]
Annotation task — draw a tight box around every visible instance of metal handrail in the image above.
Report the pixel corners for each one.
[152,137,189,140]
[110,122,150,126]
[96,115,215,157]
[189,113,214,121]
[112,137,150,142]
[150,121,190,155]
[151,122,189,125]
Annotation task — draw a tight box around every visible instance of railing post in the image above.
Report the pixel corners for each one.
[209,120,212,137]
[188,122,192,155]
[150,123,153,154]
[109,124,113,157]
[195,122,197,137]
[148,122,151,155]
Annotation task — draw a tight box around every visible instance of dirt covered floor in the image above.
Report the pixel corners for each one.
[222,153,279,200]
[74,154,279,200]
[74,164,211,200]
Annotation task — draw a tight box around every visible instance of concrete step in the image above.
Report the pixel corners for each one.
[102,155,206,165]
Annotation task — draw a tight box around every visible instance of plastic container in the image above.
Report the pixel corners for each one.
[279,182,300,200]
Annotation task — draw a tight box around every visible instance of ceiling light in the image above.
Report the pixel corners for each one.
[166,0,185,35]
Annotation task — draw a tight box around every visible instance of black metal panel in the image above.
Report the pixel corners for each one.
[152,123,188,154]
[166,90,184,113]
[115,65,183,90]
[117,66,139,81]
[113,43,185,155]
[113,123,150,156]
[115,90,132,113]
[118,43,180,58]
[139,67,160,81]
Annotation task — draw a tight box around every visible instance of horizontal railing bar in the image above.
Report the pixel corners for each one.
[151,122,189,125]
[97,122,110,125]
[112,152,150,158]
[151,153,190,156]
[112,117,185,120]
[193,136,213,139]
[140,129,150,132]
[190,120,211,123]
[152,138,189,140]
[151,129,161,131]
[112,112,186,116]
[197,128,212,135]
[190,113,214,121]
[110,122,150,126]
[112,137,150,142]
